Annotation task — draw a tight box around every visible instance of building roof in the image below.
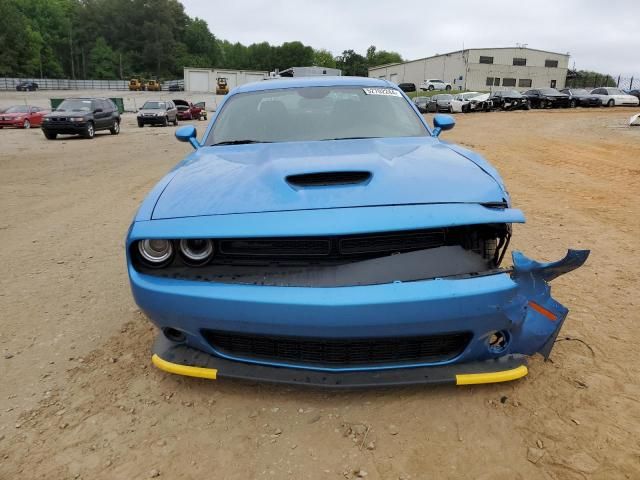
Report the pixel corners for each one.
[235,76,389,93]
[368,47,570,71]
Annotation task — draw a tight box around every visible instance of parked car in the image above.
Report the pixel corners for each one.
[174,99,207,121]
[522,88,570,109]
[450,92,491,113]
[137,100,178,127]
[559,89,602,107]
[420,79,452,91]
[489,90,530,111]
[168,83,185,92]
[426,94,454,112]
[0,105,49,129]
[628,89,640,100]
[413,96,429,113]
[397,83,416,93]
[41,98,120,140]
[127,76,588,387]
[15,81,39,91]
[590,87,640,107]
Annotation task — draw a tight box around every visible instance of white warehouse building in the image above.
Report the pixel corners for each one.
[368,47,570,92]
[183,67,268,92]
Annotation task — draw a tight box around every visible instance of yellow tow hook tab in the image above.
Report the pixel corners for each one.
[455,365,528,385]
[151,354,218,380]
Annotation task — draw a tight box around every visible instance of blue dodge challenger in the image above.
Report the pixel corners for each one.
[126,76,589,387]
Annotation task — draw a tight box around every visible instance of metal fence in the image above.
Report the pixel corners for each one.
[0,77,184,91]
[565,74,638,91]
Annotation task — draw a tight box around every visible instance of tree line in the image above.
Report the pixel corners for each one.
[0,0,403,79]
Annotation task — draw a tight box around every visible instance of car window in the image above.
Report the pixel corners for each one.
[5,105,30,113]
[56,99,92,112]
[142,101,166,109]
[206,86,428,145]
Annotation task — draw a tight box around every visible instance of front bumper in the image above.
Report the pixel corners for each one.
[152,334,529,387]
[138,116,166,125]
[129,244,589,385]
[42,121,88,134]
[0,119,24,127]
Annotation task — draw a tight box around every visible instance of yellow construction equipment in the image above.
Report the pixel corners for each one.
[129,78,144,91]
[216,77,229,95]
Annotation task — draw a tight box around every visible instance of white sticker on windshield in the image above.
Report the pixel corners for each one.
[363,87,402,97]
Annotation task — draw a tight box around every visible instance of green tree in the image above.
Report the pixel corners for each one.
[313,49,336,69]
[336,49,368,76]
[89,37,115,78]
[275,41,314,70]
[366,45,402,67]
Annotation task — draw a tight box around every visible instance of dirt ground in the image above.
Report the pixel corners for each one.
[1,102,639,480]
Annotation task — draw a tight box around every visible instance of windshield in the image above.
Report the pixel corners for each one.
[206,86,428,145]
[5,105,30,113]
[142,101,166,109]
[572,89,589,95]
[503,90,522,97]
[56,99,92,112]
[539,88,561,95]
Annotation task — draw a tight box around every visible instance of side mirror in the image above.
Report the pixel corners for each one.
[432,114,455,137]
[175,125,199,149]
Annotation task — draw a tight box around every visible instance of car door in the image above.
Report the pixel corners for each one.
[29,106,44,126]
[167,101,177,121]
[93,100,110,129]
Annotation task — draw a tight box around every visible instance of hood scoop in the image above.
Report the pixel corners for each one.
[286,171,372,187]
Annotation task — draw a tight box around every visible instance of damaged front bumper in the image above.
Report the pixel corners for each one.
[131,247,589,386]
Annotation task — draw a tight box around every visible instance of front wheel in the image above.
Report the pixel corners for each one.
[570,99,577,108]
[607,99,614,107]
[83,122,95,139]
[173,117,178,126]
[445,85,451,90]
[162,116,168,127]
[23,119,31,129]
[539,100,546,109]
[428,85,434,91]
[138,121,144,128]
[110,120,120,135]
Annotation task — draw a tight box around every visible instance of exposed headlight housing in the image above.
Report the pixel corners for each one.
[137,239,174,267]
[179,239,214,266]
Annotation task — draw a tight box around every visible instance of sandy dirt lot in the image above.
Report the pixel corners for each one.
[1,104,639,480]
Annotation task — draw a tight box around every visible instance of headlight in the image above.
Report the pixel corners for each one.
[43,117,50,122]
[71,117,85,122]
[179,239,214,266]
[137,239,174,267]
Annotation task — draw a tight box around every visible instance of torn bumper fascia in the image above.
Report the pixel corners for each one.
[507,249,590,359]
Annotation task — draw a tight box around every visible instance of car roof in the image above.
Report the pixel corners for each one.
[234,76,392,94]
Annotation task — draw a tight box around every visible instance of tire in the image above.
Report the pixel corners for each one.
[82,122,95,139]
[570,99,577,108]
[23,119,31,129]
[162,116,168,127]
[539,100,546,109]
[607,99,614,107]
[428,85,434,91]
[173,116,178,126]
[138,121,144,128]
[445,85,451,90]
[43,131,57,140]
[109,120,120,135]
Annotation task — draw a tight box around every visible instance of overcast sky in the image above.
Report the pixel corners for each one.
[181,0,639,77]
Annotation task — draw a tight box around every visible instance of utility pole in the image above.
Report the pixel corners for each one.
[81,48,86,79]
[119,53,123,79]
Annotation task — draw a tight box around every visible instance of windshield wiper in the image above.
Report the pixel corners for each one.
[213,140,271,146]
[321,136,381,141]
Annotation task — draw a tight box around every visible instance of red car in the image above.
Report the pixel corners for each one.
[174,99,207,121]
[0,105,49,129]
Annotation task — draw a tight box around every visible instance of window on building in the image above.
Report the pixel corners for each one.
[486,77,494,86]
[513,58,527,66]
[479,56,494,64]
[545,59,559,68]
[494,78,500,86]
[518,79,532,88]
[502,78,517,87]
[550,80,557,88]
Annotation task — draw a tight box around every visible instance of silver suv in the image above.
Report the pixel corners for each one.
[137,100,178,127]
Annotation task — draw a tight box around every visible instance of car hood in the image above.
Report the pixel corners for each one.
[173,99,189,107]
[151,137,506,220]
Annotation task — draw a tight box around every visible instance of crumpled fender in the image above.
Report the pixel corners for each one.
[506,249,590,359]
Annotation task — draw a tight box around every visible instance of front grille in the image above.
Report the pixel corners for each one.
[219,239,331,256]
[201,330,472,367]
[286,171,371,187]
[340,231,444,255]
